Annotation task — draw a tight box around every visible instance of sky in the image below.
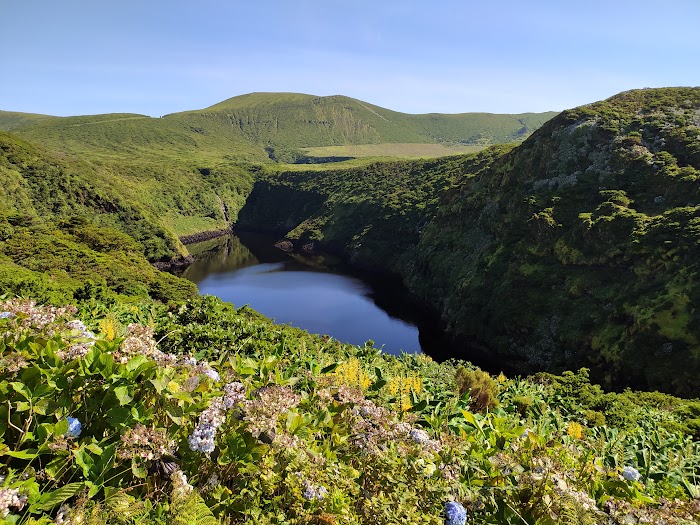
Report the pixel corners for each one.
[1,0,699,117]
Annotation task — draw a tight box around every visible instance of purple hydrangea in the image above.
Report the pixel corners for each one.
[65,417,82,439]
[445,501,467,525]
[622,466,640,482]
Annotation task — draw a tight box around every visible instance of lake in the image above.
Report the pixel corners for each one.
[181,233,431,356]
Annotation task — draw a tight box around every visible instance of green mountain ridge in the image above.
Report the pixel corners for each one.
[1,87,699,396]
[0,92,557,163]
[236,87,700,395]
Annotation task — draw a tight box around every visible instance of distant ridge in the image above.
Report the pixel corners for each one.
[0,93,557,163]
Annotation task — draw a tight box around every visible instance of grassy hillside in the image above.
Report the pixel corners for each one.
[4,93,555,164]
[237,87,700,396]
[238,146,512,269]
[0,110,56,132]
[0,89,699,525]
[0,131,261,303]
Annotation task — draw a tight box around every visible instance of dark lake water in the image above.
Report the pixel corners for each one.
[181,233,432,356]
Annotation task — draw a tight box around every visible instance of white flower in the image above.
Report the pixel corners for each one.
[203,368,220,381]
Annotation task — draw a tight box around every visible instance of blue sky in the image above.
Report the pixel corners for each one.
[2,0,699,116]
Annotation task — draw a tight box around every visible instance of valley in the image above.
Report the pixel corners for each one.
[1,87,700,525]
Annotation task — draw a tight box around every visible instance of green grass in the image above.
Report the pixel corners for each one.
[0,110,56,131]
[302,142,486,159]
[4,92,555,166]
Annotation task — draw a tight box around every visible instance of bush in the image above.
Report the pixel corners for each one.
[455,367,498,412]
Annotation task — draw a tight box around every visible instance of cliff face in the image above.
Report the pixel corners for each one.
[238,88,700,395]
[409,88,700,395]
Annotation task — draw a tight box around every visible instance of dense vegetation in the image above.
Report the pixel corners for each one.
[1,87,699,523]
[1,296,699,524]
[240,88,700,396]
[1,93,555,165]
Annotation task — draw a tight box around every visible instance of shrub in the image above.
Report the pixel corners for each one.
[455,367,498,412]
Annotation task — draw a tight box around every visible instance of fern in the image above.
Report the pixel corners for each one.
[556,495,601,525]
[170,490,220,525]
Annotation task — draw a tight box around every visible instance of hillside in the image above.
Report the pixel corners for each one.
[237,87,700,395]
[1,89,700,524]
[0,110,56,131]
[2,93,556,164]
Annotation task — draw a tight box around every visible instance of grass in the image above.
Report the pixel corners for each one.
[302,142,487,159]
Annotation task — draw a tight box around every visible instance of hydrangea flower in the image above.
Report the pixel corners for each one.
[0,487,28,518]
[302,482,328,501]
[409,428,431,445]
[622,466,640,482]
[65,417,82,439]
[203,367,220,382]
[188,382,245,454]
[445,501,467,525]
[0,312,13,319]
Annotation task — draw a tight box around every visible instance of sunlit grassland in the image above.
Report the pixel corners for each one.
[302,142,487,159]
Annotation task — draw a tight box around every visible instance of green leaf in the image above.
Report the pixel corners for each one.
[114,385,133,406]
[461,410,478,427]
[3,449,38,460]
[409,400,428,412]
[131,457,148,479]
[31,482,84,511]
[74,447,97,479]
[103,407,129,429]
[54,419,69,436]
[370,379,387,391]
[321,362,339,374]
[10,382,31,400]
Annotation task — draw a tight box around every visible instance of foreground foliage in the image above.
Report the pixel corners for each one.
[1,296,699,524]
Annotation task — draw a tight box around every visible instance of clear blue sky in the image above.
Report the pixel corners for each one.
[2,0,699,116]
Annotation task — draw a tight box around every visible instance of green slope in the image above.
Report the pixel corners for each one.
[3,92,556,164]
[0,109,56,131]
[237,87,700,395]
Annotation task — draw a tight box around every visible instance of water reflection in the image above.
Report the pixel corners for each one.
[181,233,422,355]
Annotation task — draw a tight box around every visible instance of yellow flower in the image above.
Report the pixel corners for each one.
[566,421,583,440]
[100,317,117,341]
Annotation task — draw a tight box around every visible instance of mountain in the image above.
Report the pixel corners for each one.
[3,87,699,394]
[0,93,556,163]
[236,87,700,395]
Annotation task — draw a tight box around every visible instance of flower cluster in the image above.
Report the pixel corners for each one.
[116,325,220,382]
[0,299,76,332]
[622,465,640,482]
[302,481,328,501]
[341,396,441,456]
[550,474,600,515]
[0,353,27,373]
[171,469,193,499]
[244,386,301,439]
[116,324,168,364]
[0,487,27,518]
[188,382,246,454]
[118,424,175,461]
[445,501,467,525]
[58,320,96,361]
[409,428,442,453]
[65,417,82,439]
[55,504,73,525]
